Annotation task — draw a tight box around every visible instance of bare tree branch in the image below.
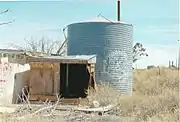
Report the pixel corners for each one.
[25,37,39,52]
[0,9,10,15]
[0,9,14,26]
[0,20,14,25]
[24,37,66,56]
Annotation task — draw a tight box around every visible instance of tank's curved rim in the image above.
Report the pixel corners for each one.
[67,21,133,27]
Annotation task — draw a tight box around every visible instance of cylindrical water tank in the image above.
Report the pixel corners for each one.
[67,18,133,94]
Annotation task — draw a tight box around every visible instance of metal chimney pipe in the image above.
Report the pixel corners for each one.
[117,0,120,21]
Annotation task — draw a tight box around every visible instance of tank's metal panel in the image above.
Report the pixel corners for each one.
[67,22,133,95]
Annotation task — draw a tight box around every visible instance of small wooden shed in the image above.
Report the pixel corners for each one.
[25,55,96,101]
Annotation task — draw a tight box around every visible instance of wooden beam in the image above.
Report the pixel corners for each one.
[29,95,58,101]
[66,64,69,94]
[74,104,116,113]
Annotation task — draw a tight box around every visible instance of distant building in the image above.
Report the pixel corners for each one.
[147,65,156,69]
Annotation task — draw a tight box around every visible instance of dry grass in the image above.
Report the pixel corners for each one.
[0,67,179,122]
[87,67,179,122]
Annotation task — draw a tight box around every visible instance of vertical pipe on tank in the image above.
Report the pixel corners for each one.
[117,0,120,21]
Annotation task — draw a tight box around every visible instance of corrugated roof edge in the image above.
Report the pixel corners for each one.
[67,17,133,27]
[67,21,133,28]
[0,49,25,53]
[27,55,97,64]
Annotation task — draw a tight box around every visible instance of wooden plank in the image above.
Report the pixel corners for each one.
[29,69,46,95]
[66,64,68,94]
[74,104,116,113]
[29,95,84,105]
[56,63,60,94]
[27,58,89,64]
[53,63,60,94]
[28,62,56,95]
[56,104,117,113]
[60,98,81,105]
[44,69,54,94]
[29,95,57,101]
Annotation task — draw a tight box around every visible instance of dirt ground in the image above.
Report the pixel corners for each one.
[0,104,123,122]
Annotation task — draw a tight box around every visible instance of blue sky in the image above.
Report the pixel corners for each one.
[0,0,179,68]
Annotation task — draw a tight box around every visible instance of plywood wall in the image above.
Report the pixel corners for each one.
[28,62,60,95]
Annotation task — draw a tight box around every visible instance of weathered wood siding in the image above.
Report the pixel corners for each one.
[28,62,60,95]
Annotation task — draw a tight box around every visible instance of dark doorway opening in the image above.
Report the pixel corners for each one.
[60,64,90,98]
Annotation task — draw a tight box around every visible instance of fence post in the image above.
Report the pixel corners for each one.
[158,66,160,75]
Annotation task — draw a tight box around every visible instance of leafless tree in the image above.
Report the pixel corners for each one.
[133,42,148,63]
[24,37,66,56]
[0,9,14,26]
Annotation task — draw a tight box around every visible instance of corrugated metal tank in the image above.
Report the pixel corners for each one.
[67,18,133,94]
